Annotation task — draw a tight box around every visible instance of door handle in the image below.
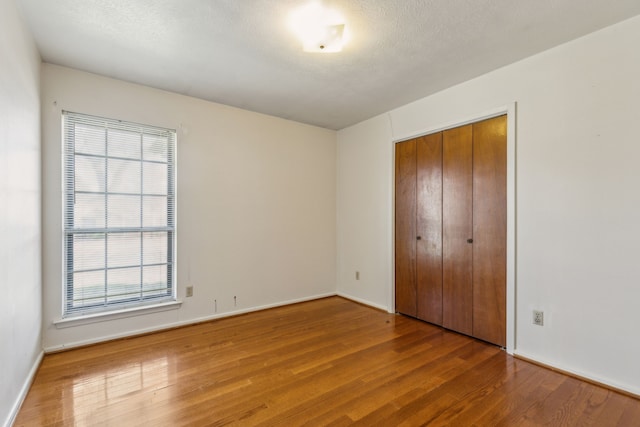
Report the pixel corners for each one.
[416,236,422,240]
[467,238,473,243]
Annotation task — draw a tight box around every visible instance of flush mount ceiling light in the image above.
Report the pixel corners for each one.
[289,2,347,53]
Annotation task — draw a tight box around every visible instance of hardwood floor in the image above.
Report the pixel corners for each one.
[15,297,640,426]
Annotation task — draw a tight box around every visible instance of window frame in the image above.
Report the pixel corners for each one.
[62,111,177,317]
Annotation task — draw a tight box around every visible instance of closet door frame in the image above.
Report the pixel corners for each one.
[391,103,517,354]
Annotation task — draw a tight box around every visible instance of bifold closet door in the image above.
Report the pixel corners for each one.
[395,139,417,317]
[442,124,474,336]
[395,134,443,322]
[416,133,443,324]
[472,115,507,347]
[395,115,506,347]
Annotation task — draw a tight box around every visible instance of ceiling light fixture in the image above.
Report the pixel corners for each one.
[289,2,347,53]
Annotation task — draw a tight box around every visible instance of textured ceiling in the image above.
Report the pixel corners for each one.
[16,0,640,130]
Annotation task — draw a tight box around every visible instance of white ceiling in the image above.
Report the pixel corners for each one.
[16,0,640,130]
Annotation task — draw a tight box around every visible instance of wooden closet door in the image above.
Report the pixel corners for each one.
[416,133,443,324]
[395,139,417,316]
[442,125,473,336]
[472,115,507,347]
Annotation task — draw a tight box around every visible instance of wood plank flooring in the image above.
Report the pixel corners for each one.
[15,297,640,426]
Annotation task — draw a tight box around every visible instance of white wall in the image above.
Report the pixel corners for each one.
[0,0,42,425]
[337,116,393,310]
[42,64,337,350]
[337,15,640,395]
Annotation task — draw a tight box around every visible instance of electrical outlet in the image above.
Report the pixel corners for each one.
[186,286,193,297]
[533,310,544,326]
[355,271,360,280]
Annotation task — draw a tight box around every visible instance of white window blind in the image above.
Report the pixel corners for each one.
[63,111,176,316]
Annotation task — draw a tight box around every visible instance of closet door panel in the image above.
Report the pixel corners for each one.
[395,139,417,316]
[416,133,443,324]
[442,125,473,336]
[472,115,507,346]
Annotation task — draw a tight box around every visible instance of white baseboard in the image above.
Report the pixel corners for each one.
[4,350,43,427]
[44,292,338,353]
[336,291,391,312]
[514,350,640,398]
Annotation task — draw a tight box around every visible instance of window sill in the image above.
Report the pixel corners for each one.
[54,300,183,329]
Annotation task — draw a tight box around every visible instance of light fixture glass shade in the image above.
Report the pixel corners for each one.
[302,24,344,52]
[289,2,346,53]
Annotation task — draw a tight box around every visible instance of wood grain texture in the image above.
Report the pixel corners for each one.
[472,115,507,347]
[442,124,474,336]
[416,132,443,325]
[15,297,639,426]
[395,139,417,316]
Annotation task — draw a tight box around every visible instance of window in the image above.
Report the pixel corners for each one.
[63,111,176,316]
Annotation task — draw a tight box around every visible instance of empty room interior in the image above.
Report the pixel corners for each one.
[3,0,640,425]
